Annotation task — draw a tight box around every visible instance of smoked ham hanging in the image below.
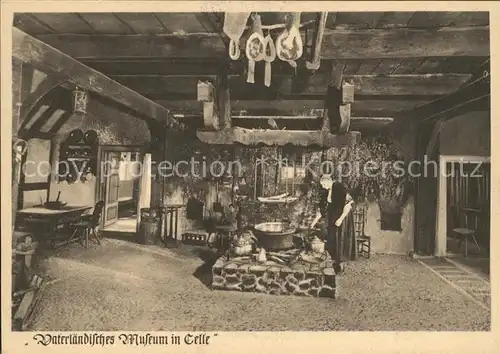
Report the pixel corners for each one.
[245,14,265,84]
[276,12,303,68]
[223,12,251,60]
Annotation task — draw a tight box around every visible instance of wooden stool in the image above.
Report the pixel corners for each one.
[356,235,371,259]
[453,207,481,257]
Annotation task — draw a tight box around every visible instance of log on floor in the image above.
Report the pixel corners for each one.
[12,274,44,331]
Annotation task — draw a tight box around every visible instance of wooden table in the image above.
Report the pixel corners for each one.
[17,205,93,248]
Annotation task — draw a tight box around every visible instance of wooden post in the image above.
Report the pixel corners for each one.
[217,72,232,130]
[425,119,444,157]
[149,122,165,209]
[136,153,152,233]
[306,12,328,71]
[436,155,447,257]
[198,63,232,131]
[198,80,217,129]
[322,61,345,133]
[159,133,168,240]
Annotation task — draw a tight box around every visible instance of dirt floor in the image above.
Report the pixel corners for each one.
[27,238,490,331]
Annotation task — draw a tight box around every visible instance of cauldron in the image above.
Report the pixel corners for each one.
[253,221,296,250]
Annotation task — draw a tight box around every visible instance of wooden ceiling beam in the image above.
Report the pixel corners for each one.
[176,115,393,121]
[109,74,471,98]
[392,65,490,127]
[146,92,442,102]
[177,114,393,127]
[19,74,67,130]
[12,27,171,124]
[321,26,489,58]
[80,56,487,76]
[156,99,424,116]
[194,13,228,47]
[196,127,361,148]
[182,116,391,132]
[33,26,489,60]
[34,33,227,59]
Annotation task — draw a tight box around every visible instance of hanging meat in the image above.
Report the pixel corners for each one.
[223,12,251,60]
[263,32,276,87]
[245,14,266,84]
[276,12,303,68]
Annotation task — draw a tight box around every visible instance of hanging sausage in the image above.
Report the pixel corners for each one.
[245,14,266,84]
[263,31,276,87]
[223,12,251,60]
[276,12,303,69]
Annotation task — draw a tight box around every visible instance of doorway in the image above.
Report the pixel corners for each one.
[445,160,490,274]
[436,156,490,275]
[97,146,144,233]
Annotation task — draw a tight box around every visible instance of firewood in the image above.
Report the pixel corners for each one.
[267,251,284,257]
[268,251,296,258]
[13,286,37,298]
[12,274,44,331]
[13,290,35,330]
[231,256,251,262]
[267,255,287,264]
[23,283,44,331]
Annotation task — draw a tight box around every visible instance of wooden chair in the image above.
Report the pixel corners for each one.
[453,207,481,257]
[68,201,104,249]
[353,205,371,259]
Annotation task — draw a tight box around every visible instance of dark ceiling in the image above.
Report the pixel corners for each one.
[13,12,490,130]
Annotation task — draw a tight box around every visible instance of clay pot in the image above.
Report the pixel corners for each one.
[233,244,252,256]
[309,236,325,253]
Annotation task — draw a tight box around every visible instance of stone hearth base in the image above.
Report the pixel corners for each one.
[212,253,336,298]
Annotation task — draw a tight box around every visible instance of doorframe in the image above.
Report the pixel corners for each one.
[95,145,145,227]
[435,155,491,256]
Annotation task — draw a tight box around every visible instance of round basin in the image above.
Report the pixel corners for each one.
[254,221,296,251]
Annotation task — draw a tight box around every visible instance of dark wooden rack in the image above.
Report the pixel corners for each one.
[58,130,99,182]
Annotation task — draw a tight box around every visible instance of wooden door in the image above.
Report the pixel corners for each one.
[103,151,120,226]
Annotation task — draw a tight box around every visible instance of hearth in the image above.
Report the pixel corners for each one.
[211,249,336,298]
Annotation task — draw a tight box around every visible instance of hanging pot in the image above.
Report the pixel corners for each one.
[67,129,84,144]
[245,14,265,84]
[84,130,98,145]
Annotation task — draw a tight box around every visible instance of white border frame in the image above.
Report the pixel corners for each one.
[436,155,491,256]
